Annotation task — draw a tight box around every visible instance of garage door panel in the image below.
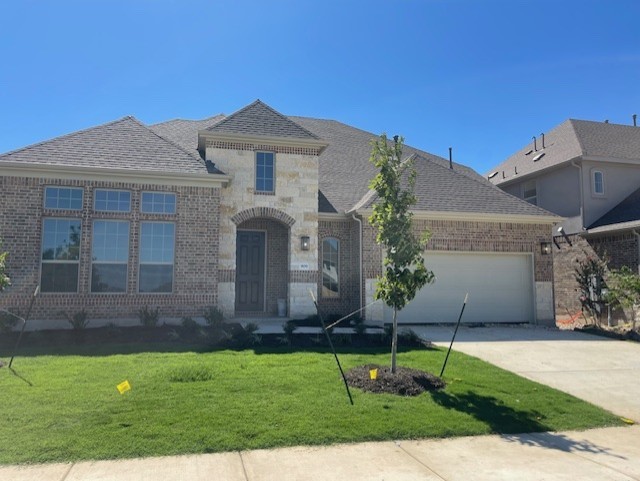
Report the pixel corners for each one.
[385,252,534,324]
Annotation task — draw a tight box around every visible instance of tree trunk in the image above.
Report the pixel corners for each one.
[391,307,398,374]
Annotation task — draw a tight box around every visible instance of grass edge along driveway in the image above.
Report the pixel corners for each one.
[0,345,623,465]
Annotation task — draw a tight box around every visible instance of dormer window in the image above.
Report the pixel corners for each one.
[256,151,275,194]
[592,170,605,195]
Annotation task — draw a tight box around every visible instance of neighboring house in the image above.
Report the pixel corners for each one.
[488,118,640,318]
[0,100,558,328]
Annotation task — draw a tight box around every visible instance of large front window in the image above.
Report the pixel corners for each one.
[91,220,130,293]
[255,152,275,193]
[139,222,175,293]
[41,218,81,292]
[322,238,339,298]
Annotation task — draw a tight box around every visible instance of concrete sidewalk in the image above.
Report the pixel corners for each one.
[3,425,639,481]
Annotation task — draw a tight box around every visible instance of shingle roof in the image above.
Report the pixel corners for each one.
[150,115,224,155]
[351,153,554,217]
[490,119,640,185]
[0,116,221,175]
[589,186,640,229]
[289,116,547,216]
[206,100,320,140]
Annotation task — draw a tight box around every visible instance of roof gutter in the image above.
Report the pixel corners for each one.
[353,208,559,225]
[0,162,231,188]
[634,230,640,275]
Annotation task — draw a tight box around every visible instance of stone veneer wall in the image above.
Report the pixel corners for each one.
[0,176,220,325]
[362,217,555,323]
[553,232,638,321]
[317,218,360,318]
[207,145,318,318]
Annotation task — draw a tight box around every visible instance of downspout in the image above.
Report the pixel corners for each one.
[351,213,364,314]
[570,159,585,229]
[633,230,640,275]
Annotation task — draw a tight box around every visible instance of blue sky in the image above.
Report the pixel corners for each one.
[1,0,639,174]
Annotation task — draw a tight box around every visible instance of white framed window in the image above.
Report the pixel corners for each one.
[44,187,83,210]
[255,151,275,193]
[40,218,82,292]
[91,220,130,293]
[141,192,176,214]
[523,180,537,205]
[139,221,175,293]
[94,189,131,212]
[322,237,340,298]
[592,170,605,195]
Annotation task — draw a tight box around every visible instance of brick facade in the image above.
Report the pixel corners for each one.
[0,176,220,324]
[553,232,639,320]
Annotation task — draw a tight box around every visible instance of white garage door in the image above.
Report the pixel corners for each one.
[385,252,534,324]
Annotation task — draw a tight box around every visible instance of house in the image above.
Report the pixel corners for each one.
[0,100,558,328]
[488,118,640,318]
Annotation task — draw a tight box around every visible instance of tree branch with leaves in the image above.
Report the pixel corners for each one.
[0,241,10,292]
[368,134,434,373]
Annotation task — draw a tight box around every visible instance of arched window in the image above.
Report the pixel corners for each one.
[322,238,339,298]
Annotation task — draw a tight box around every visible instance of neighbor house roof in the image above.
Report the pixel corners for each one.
[588,186,640,232]
[206,100,320,140]
[0,116,223,175]
[489,119,640,186]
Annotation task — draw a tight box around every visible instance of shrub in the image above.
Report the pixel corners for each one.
[227,322,261,348]
[0,309,20,333]
[204,306,224,327]
[138,305,160,327]
[0,242,10,292]
[62,309,89,330]
[280,320,298,346]
[181,316,199,333]
[350,316,367,336]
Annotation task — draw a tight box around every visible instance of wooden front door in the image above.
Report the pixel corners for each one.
[235,230,266,312]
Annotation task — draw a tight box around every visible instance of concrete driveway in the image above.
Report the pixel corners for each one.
[410,325,640,422]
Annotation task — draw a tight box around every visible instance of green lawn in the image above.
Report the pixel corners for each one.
[0,344,622,464]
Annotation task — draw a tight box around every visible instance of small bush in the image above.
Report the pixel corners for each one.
[350,316,366,336]
[204,306,224,327]
[62,309,89,330]
[0,309,20,333]
[226,322,261,348]
[282,320,297,345]
[138,305,160,327]
[181,316,198,333]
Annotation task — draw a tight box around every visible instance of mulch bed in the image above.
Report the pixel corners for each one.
[345,364,445,396]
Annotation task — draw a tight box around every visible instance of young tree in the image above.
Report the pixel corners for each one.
[368,134,434,373]
[0,241,10,292]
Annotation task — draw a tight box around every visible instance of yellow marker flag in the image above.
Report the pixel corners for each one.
[369,368,378,380]
[117,380,131,394]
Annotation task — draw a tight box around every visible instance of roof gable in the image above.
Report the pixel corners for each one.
[206,100,320,140]
[0,116,218,175]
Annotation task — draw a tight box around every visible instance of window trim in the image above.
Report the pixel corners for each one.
[138,221,176,294]
[40,217,82,293]
[140,191,177,214]
[43,186,84,211]
[321,237,340,298]
[255,151,276,194]
[592,170,605,196]
[522,179,537,205]
[93,188,132,213]
[90,219,130,294]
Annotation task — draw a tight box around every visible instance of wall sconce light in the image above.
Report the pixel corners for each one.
[301,236,310,251]
[540,241,552,255]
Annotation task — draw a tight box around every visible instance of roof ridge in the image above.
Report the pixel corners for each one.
[208,100,320,139]
[0,116,135,159]
[567,119,588,157]
[150,114,225,127]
